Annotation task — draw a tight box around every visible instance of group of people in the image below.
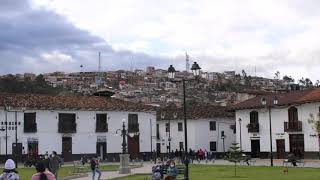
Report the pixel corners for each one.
[0,151,63,180]
[152,160,179,180]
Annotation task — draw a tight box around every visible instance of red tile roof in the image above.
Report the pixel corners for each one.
[231,88,320,110]
[0,93,155,112]
[157,104,234,120]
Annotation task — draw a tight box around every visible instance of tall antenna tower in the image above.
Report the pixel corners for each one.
[98,52,101,72]
[185,52,190,72]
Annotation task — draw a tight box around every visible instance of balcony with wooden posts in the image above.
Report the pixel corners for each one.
[284,121,302,132]
[247,123,259,133]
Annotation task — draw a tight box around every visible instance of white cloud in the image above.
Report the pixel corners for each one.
[31,0,320,81]
[41,51,74,65]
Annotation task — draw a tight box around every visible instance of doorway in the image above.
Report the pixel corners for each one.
[289,134,304,158]
[276,139,285,159]
[96,142,107,160]
[128,135,140,159]
[156,143,161,155]
[12,143,22,162]
[250,139,260,158]
[62,137,72,162]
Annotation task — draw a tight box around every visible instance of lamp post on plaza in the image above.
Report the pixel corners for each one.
[167,61,201,180]
[116,119,139,174]
[261,96,278,167]
[238,118,242,151]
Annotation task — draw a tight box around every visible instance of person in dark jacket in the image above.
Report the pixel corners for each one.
[90,156,101,180]
[49,151,62,180]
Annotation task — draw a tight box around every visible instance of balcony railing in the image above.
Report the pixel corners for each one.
[284,121,302,132]
[24,123,37,133]
[247,123,259,133]
[58,123,77,133]
[96,123,108,132]
[128,123,139,133]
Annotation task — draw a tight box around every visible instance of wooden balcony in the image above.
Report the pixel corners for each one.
[96,123,108,132]
[128,123,139,133]
[24,123,37,133]
[58,123,77,133]
[284,121,302,132]
[247,123,259,133]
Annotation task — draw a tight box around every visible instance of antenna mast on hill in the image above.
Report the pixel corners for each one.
[98,52,101,72]
[186,52,190,72]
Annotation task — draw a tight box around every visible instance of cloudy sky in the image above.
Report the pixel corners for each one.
[1,0,320,81]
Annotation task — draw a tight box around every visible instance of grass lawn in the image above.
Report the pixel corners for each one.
[3,164,119,180]
[113,165,320,180]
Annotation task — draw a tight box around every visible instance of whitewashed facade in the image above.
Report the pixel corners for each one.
[156,105,235,156]
[233,89,320,159]
[0,94,157,162]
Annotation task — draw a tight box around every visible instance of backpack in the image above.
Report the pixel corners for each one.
[90,159,96,171]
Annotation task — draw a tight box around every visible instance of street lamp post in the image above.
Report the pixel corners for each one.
[167,61,201,180]
[221,134,226,153]
[261,96,278,167]
[238,118,242,151]
[116,119,140,174]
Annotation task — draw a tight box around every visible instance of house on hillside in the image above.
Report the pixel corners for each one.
[232,88,320,159]
[156,105,235,157]
[0,93,156,162]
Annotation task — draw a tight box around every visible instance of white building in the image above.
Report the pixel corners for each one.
[232,88,320,159]
[156,105,235,157]
[0,93,156,162]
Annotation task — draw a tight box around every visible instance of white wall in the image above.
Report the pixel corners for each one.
[235,102,320,153]
[157,118,235,153]
[0,109,157,155]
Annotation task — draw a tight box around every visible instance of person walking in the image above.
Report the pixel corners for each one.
[90,156,102,180]
[32,162,56,180]
[49,151,62,180]
[43,154,51,172]
[0,159,20,180]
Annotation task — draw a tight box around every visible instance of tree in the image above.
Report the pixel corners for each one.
[315,80,320,87]
[308,113,320,159]
[274,71,280,80]
[305,78,313,87]
[241,70,247,77]
[283,75,294,83]
[225,143,244,177]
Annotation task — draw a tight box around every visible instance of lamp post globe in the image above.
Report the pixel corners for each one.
[168,65,176,79]
[191,62,201,77]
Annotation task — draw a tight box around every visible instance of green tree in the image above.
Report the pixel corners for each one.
[225,143,244,177]
[308,113,320,159]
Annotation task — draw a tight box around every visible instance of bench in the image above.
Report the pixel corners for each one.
[73,160,86,173]
[240,159,256,166]
[283,159,305,167]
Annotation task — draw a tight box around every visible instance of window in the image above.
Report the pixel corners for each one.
[165,123,170,132]
[209,121,216,131]
[250,111,259,124]
[178,122,183,132]
[179,142,184,151]
[156,124,160,140]
[288,107,298,122]
[58,113,76,133]
[24,113,37,133]
[128,114,139,132]
[210,141,217,151]
[96,114,108,132]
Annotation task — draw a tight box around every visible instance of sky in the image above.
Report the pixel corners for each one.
[1,0,320,82]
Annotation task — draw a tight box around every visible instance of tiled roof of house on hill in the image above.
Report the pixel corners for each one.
[231,88,320,110]
[157,104,235,120]
[0,93,155,111]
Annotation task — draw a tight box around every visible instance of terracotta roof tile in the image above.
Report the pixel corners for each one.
[231,88,320,110]
[0,93,155,112]
[157,104,234,120]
